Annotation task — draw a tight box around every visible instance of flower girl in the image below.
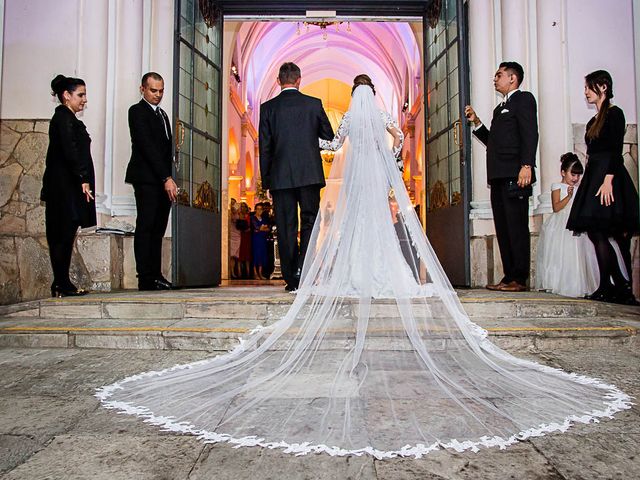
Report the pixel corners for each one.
[536,153,599,297]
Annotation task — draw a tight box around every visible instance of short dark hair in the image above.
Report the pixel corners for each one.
[50,74,86,103]
[499,61,524,86]
[141,72,164,87]
[278,62,301,85]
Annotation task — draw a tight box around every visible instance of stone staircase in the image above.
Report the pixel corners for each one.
[0,287,637,352]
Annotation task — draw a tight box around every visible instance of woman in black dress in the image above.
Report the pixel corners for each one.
[41,75,97,297]
[567,70,639,305]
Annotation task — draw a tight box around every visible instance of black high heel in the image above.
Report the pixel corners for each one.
[51,285,88,298]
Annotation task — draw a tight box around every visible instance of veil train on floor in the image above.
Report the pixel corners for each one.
[97,86,631,459]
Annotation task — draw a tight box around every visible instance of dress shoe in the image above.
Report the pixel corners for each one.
[486,281,507,291]
[51,284,88,298]
[497,281,528,292]
[155,277,173,289]
[138,279,172,291]
[585,286,615,303]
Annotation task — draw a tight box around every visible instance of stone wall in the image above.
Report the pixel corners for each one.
[0,119,172,305]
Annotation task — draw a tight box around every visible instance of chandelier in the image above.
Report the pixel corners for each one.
[297,21,351,40]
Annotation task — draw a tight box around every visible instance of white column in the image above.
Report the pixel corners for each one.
[149,0,175,121]
[0,0,4,103]
[109,0,144,217]
[534,0,572,214]
[501,0,528,63]
[141,0,152,74]
[81,0,109,217]
[468,0,495,222]
[98,0,119,215]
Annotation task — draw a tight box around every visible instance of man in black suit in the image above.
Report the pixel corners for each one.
[465,61,539,292]
[125,72,177,291]
[259,63,334,291]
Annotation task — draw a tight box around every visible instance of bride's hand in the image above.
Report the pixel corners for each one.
[595,175,614,206]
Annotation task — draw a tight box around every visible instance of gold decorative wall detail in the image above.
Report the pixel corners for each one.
[193,180,217,212]
[177,188,190,206]
[429,180,449,211]
[451,191,462,205]
[321,150,335,164]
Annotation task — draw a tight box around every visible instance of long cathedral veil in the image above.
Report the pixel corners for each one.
[97,86,630,459]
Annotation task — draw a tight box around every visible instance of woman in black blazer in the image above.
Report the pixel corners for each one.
[41,75,96,297]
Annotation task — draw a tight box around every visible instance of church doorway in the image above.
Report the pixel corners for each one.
[223,19,426,286]
[171,1,471,288]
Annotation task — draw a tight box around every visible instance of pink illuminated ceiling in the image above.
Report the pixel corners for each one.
[232,21,422,124]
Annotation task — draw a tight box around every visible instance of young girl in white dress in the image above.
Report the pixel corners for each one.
[536,153,599,297]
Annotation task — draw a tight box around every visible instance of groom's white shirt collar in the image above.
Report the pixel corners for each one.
[281,87,298,92]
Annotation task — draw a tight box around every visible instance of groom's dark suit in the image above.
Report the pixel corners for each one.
[473,89,538,286]
[259,89,334,288]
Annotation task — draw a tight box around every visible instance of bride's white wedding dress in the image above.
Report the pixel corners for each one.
[97,86,630,459]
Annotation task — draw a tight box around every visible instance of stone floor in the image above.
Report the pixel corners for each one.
[0,345,638,480]
[0,287,638,479]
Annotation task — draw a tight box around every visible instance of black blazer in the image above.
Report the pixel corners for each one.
[473,90,539,183]
[41,105,96,228]
[125,100,173,185]
[259,89,334,191]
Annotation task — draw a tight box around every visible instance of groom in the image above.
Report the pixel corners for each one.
[259,62,334,291]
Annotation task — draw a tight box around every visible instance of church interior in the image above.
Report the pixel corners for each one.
[224,20,425,216]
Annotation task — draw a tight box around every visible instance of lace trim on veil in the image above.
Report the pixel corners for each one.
[96,323,631,459]
[96,85,632,460]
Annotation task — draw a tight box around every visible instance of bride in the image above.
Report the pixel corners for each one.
[97,75,630,459]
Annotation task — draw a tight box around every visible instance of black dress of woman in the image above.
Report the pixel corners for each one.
[567,105,639,303]
[41,105,97,296]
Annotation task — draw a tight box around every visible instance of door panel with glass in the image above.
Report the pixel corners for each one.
[424,0,471,286]
[172,0,223,287]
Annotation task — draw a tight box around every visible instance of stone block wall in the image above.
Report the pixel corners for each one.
[0,119,172,305]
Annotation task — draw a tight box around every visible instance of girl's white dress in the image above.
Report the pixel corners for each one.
[536,183,599,297]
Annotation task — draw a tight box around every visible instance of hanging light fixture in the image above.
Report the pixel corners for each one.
[296,21,351,40]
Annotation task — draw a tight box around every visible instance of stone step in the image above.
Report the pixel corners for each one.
[0,314,636,352]
[1,288,637,321]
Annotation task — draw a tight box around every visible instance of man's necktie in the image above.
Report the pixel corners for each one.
[156,108,169,139]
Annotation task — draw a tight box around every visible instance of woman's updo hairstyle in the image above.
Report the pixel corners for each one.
[51,74,86,103]
[352,74,376,96]
[560,152,584,175]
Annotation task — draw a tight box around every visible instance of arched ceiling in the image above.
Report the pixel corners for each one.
[231,21,422,125]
